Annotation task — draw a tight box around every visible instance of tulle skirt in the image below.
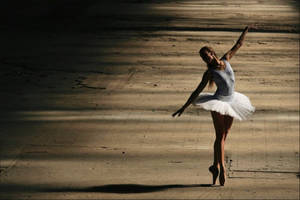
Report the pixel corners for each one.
[192,92,255,120]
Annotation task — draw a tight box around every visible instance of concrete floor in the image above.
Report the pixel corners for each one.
[0,0,299,199]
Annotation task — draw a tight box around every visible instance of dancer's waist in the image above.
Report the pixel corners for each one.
[214,92,234,101]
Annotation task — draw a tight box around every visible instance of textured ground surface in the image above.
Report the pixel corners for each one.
[0,0,299,199]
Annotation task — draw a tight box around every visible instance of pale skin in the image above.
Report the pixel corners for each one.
[172,25,253,186]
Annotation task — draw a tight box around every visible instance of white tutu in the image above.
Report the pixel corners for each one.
[193,92,255,121]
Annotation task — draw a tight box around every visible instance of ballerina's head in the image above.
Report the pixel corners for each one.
[199,46,218,66]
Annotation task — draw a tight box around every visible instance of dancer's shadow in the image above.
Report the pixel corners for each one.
[45,183,217,194]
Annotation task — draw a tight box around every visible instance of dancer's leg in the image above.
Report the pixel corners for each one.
[211,111,227,185]
[220,115,234,185]
[224,115,233,141]
[211,111,225,166]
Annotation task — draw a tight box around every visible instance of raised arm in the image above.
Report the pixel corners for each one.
[222,26,250,61]
[172,70,211,117]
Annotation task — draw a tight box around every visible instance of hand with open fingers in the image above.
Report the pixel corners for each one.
[172,107,185,117]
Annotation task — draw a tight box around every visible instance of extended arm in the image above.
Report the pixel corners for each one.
[172,70,210,117]
[222,26,250,61]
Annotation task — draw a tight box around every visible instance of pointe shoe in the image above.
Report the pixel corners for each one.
[219,167,226,186]
[209,165,219,185]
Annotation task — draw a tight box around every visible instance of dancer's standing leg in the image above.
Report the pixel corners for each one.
[211,111,232,185]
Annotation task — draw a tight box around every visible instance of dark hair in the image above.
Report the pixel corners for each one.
[199,46,216,88]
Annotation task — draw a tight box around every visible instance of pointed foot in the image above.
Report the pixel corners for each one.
[209,165,219,185]
[219,167,226,186]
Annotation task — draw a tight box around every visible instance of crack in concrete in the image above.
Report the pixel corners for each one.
[226,154,299,179]
[77,83,106,90]
[227,155,299,179]
[74,79,106,90]
[230,169,299,174]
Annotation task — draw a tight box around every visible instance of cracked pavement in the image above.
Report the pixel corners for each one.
[0,0,299,199]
